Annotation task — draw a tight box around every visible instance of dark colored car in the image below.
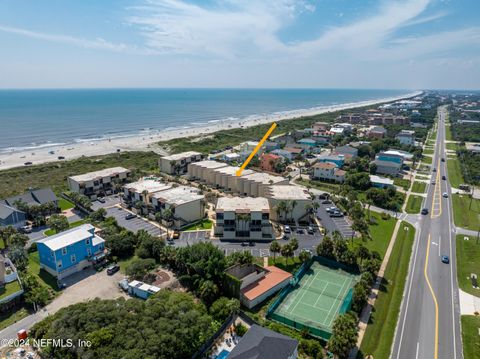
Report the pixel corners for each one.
[432,168,437,172]
[58,156,65,160]
[441,255,450,264]
[125,213,137,220]
[442,175,446,180]
[107,264,120,275]
[321,200,332,204]
[24,162,32,166]
[241,242,248,247]
[441,158,445,162]
[296,228,305,234]
[421,208,429,215]
[248,241,255,247]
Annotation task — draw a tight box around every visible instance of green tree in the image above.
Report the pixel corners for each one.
[198,280,219,305]
[299,250,312,263]
[270,241,281,263]
[327,312,358,358]
[9,244,28,271]
[316,236,334,259]
[209,297,240,321]
[47,214,69,234]
[280,243,294,266]
[125,258,156,279]
[90,208,107,222]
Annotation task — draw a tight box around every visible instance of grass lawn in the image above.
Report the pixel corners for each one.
[0,280,22,300]
[423,148,434,155]
[452,194,480,229]
[295,178,340,193]
[44,219,86,236]
[405,195,423,214]
[28,251,61,292]
[0,238,4,249]
[359,222,415,359]
[182,219,213,231]
[351,211,397,259]
[447,157,464,188]
[421,155,433,165]
[445,125,453,141]
[456,235,480,297]
[268,256,303,273]
[461,315,480,359]
[446,142,459,151]
[393,178,410,191]
[58,198,74,211]
[411,181,427,193]
[0,307,31,331]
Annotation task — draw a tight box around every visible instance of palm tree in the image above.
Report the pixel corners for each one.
[289,200,298,222]
[280,244,292,266]
[270,241,281,263]
[299,250,312,263]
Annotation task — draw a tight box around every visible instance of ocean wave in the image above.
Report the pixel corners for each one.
[0,142,67,153]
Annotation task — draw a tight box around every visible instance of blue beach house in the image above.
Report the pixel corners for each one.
[37,224,106,279]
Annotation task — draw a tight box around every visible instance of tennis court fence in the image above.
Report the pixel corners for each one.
[266,256,356,341]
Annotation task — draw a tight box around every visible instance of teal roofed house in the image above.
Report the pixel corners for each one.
[297,138,317,147]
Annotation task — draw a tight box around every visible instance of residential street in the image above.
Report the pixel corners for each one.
[391,107,463,359]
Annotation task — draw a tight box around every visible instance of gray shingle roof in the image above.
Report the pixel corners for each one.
[228,324,298,359]
[4,188,57,208]
[0,203,23,220]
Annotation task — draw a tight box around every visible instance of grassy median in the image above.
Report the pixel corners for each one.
[461,315,480,359]
[358,222,415,359]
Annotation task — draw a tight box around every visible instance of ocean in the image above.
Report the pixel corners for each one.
[0,88,410,152]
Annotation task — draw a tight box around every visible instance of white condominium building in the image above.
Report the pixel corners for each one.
[159,151,203,175]
[67,167,131,199]
[214,197,272,240]
[265,185,312,222]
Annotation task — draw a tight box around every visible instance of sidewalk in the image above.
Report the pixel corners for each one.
[459,289,480,315]
[349,219,402,359]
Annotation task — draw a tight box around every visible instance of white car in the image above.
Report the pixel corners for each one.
[442,192,448,198]
[284,225,291,234]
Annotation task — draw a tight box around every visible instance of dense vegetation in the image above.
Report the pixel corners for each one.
[31,291,217,359]
[0,151,158,198]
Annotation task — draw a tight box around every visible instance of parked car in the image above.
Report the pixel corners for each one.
[307,226,314,234]
[282,234,289,240]
[441,255,450,264]
[330,210,343,218]
[421,208,429,215]
[24,162,32,166]
[20,225,32,234]
[248,241,255,247]
[284,225,291,234]
[58,156,65,160]
[97,197,106,203]
[107,264,120,275]
[241,242,248,247]
[125,213,137,220]
[321,200,332,204]
[318,193,329,200]
[296,228,305,234]
[301,248,313,255]
[118,279,129,292]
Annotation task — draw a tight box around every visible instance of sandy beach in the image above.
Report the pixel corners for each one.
[0,91,422,171]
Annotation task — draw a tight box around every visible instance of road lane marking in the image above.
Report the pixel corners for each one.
[439,236,441,257]
[424,234,439,359]
[416,342,420,359]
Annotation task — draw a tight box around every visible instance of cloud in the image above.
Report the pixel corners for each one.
[0,24,130,52]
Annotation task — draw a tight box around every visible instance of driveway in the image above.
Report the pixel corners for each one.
[0,269,127,343]
[91,195,121,211]
[105,206,165,237]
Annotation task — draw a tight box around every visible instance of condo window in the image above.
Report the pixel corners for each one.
[86,238,90,245]
[62,247,67,255]
[57,260,62,268]
[87,248,92,256]
[217,213,224,220]
[71,254,76,263]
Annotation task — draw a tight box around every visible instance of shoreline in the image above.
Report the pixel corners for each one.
[0,90,422,171]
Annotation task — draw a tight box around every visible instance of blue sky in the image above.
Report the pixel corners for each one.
[0,0,479,89]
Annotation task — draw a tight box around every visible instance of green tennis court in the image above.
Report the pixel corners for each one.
[270,260,357,337]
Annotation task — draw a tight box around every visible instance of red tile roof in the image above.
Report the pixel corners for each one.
[314,162,337,169]
[241,266,292,301]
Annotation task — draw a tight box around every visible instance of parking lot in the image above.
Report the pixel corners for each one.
[316,202,354,238]
[91,195,121,211]
[105,207,165,237]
